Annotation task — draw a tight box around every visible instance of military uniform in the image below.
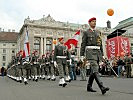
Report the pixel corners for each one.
[45,54,51,80]
[124,55,132,78]
[40,55,46,79]
[54,40,71,87]
[49,51,56,81]
[80,17,109,94]
[31,53,39,81]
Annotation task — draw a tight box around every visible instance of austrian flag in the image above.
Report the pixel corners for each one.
[64,30,80,49]
[23,29,30,61]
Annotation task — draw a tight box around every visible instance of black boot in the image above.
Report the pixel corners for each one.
[101,87,110,95]
[94,72,109,95]
[87,84,97,92]
[87,73,96,92]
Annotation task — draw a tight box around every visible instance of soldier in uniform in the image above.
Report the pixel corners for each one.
[45,52,51,80]
[31,51,39,82]
[40,54,46,79]
[54,37,71,87]
[124,53,132,78]
[49,50,56,81]
[80,17,109,94]
[16,50,23,83]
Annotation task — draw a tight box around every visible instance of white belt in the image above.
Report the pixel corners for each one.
[86,46,100,49]
[71,55,75,57]
[57,56,66,58]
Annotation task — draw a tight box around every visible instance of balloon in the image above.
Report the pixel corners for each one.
[107,9,114,16]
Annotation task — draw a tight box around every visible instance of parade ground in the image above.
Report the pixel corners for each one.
[0,76,133,100]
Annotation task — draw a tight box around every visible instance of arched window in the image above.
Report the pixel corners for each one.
[34,39,40,53]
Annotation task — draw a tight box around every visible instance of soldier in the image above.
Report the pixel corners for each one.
[124,53,132,78]
[31,51,39,82]
[49,50,56,81]
[80,17,109,95]
[16,50,23,83]
[54,37,71,87]
[40,54,46,79]
[45,52,51,80]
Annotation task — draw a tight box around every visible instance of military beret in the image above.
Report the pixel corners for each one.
[88,17,96,22]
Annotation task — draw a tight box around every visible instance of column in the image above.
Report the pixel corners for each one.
[44,37,46,54]
[40,37,43,56]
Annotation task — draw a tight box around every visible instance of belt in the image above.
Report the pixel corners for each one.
[57,56,66,58]
[86,46,100,49]
[71,55,75,57]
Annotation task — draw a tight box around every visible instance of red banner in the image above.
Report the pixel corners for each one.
[106,36,130,59]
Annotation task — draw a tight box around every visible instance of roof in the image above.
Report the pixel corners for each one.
[115,17,133,29]
[107,29,126,39]
[0,32,18,42]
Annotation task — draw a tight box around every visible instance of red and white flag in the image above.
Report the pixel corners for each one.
[23,29,30,61]
[64,30,80,49]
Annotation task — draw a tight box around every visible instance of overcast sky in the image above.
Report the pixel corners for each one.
[0,0,132,32]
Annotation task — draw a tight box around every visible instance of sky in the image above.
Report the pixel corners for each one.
[0,0,132,32]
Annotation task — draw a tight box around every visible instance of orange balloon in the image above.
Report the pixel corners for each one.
[53,40,57,44]
[107,9,114,16]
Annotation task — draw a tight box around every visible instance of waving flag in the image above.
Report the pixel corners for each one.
[64,30,80,49]
[23,28,30,61]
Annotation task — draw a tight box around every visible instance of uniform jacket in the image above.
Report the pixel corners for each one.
[80,29,103,61]
[54,44,71,64]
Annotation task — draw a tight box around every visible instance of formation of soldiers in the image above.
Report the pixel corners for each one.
[7,37,72,87]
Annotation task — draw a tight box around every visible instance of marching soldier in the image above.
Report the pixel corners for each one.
[54,37,71,87]
[40,54,46,79]
[31,51,39,82]
[45,52,51,80]
[16,50,23,83]
[49,50,56,81]
[80,17,109,94]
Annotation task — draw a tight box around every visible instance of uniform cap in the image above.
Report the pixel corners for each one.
[88,17,96,22]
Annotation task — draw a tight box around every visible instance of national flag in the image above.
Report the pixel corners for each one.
[23,28,30,61]
[64,30,80,49]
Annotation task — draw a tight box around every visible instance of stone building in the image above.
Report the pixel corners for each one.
[0,31,18,68]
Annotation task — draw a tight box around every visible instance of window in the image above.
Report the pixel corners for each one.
[3,63,5,66]
[34,39,40,53]
[2,56,6,61]
[3,49,6,53]
[46,39,52,52]
[12,50,15,53]
[3,44,6,46]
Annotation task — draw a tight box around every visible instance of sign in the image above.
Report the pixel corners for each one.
[106,36,130,59]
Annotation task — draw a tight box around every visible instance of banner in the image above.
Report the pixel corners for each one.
[106,36,130,59]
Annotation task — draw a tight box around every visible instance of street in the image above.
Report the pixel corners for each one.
[0,76,133,100]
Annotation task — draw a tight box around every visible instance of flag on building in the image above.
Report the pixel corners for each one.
[23,28,30,61]
[64,30,80,49]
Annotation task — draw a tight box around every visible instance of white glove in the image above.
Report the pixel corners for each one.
[81,56,85,62]
[54,61,57,68]
[70,59,72,65]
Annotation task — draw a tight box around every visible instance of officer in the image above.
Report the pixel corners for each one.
[54,37,71,87]
[80,17,109,95]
